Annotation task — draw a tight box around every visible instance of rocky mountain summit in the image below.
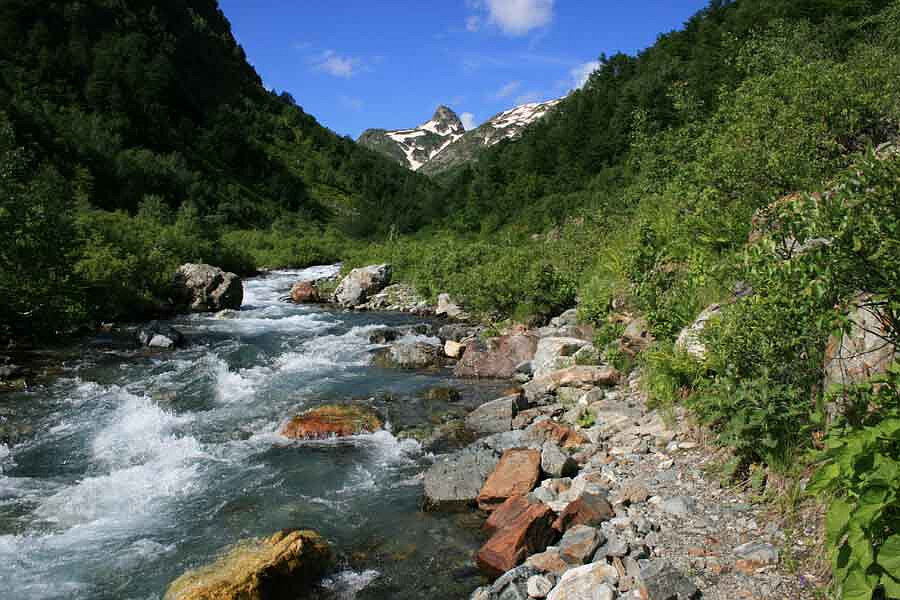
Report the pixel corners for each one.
[358,98,561,174]
[358,106,466,171]
[420,99,562,175]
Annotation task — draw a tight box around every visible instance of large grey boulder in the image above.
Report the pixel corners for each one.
[546,562,619,600]
[173,263,243,312]
[423,444,500,510]
[374,335,443,369]
[466,394,528,434]
[532,338,591,379]
[824,293,896,391]
[639,560,699,599]
[436,293,469,320]
[675,303,722,360]
[333,264,392,308]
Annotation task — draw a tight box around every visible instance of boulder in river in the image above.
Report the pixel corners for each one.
[332,264,392,308]
[163,529,331,600]
[173,263,244,312]
[424,443,500,510]
[136,321,184,350]
[290,281,321,304]
[280,405,382,440]
[357,283,430,313]
[373,336,443,369]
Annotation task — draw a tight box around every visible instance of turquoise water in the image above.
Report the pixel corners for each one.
[0,267,498,599]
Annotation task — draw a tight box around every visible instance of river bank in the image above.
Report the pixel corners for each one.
[0,264,827,600]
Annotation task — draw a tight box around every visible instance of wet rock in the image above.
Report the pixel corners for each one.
[476,501,557,578]
[455,334,539,379]
[546,562,619,600]
[373,336,443,369]
[466,394,527,435]
[422,386,462,403]
[552,492,615,533]
[280,405,382,440]
[368,327,399,344]
[358,283,429,313]
[333,264,392,308]
[290,280,320,304]
[424,444,500,510]
[478,449,542,511]
[558,525,604,565]
[639,560,699,599]
[533,338,591,379]
[541,442,577,478]
[136,321,184,350]
[675,303,722,360]
[163,529,331,600]
[173,263,243,312]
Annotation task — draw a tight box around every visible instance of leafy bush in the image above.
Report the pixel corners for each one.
[809,365,900,600]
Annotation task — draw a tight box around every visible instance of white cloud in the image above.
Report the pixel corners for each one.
[312,50,361,78]
[570,60,600,89]
[483,0,554,36]
[466,15,481,32]
[339,95,364,111]
[461,112,477,130]
[493,80,521,99]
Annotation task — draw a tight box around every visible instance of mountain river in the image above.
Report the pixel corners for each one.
[0,266,504,600]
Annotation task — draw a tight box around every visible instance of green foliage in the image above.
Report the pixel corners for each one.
[809,365,900,600]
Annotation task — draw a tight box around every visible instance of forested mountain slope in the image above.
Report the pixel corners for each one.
[0,0,441,334]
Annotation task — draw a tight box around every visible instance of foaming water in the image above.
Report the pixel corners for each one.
[0,267,496,600]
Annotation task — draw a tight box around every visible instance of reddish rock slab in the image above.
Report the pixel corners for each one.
[280,405,382,440]
[476,501,557,578]
[524,420,590,450]
[477,449,542,512]
[454,334,538,379]
[552,492,615,533]
[290,281,320,303]
[483,495,534,537]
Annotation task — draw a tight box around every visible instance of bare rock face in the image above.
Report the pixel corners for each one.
[173,263,243,312]
[455,334,539,379]
[332,264,392,308]
[164,529,331,600]
[280,405,382,440]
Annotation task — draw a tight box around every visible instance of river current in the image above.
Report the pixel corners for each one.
[0,267,501,599]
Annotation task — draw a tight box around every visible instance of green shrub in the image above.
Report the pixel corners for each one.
[809,365,900,600]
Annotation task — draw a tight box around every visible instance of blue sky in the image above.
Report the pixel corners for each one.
[219,0,711,139]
